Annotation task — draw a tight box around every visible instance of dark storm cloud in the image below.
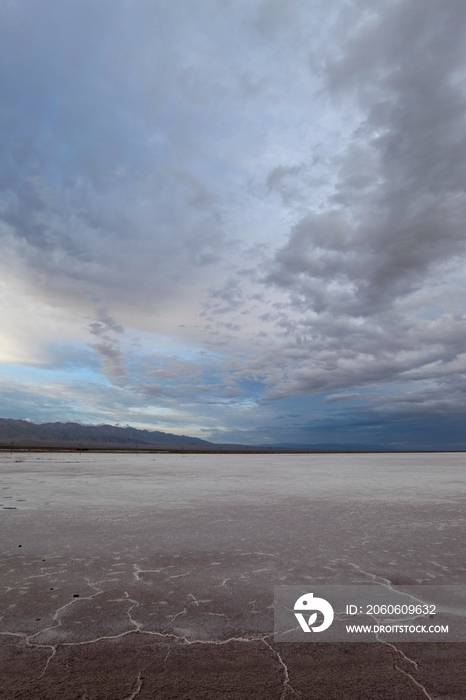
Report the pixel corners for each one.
[269,0,466,316]
[262,0,466,402]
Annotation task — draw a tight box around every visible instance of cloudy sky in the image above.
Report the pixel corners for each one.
[1,0,465,447]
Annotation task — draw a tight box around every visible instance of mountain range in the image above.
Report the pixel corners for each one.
[0,417,212,449]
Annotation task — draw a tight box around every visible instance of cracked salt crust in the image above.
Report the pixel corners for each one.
[2,452,465,698]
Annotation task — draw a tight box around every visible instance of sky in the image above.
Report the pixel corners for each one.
[1,0,465,448]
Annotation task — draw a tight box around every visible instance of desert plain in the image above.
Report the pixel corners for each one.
[1,451,465,699]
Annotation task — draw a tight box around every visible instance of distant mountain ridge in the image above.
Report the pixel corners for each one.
[271,442,391,451]
[0,418,212,448]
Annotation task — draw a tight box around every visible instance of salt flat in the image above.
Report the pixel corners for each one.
[1,452,465,699]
